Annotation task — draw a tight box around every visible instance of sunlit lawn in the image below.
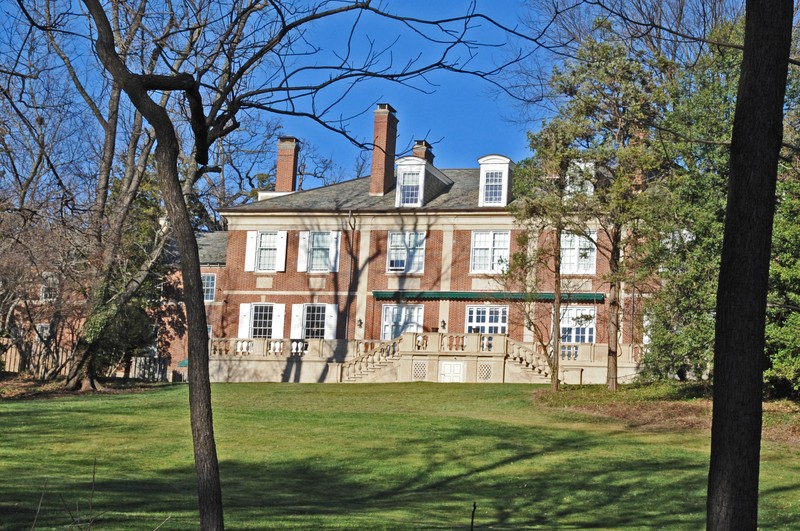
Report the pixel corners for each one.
[1,383,798,529]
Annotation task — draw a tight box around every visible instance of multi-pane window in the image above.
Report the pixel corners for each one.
[201,273,216,302]
[40,274,58,302]
[381,305,423,340]
[565,161,595,196]
[483,171,504,205]
[388,232,425,273]
[561,232,596,274]
[40,285,57,302]
[35,323,50,342]
[466,306,508,334]
[251,304,275,338]
[308,232,331,272]
[303,304,327,339]
[256,231,278,271]
[470,231,510,273]
[399,172,420,206]
[560,307,596,344]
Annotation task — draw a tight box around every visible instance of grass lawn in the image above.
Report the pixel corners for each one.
[0,382,798,529]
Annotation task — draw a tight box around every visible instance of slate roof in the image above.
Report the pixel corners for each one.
[223,169,507,214]
[196,231,228,265]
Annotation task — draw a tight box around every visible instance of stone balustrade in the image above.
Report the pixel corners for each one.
[208,333,643,384]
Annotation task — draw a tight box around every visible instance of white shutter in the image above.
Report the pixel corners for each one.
[290,304,304,339]
[276,231,287,272]
[244,231,257,272]
[297,231,309,272]
[238,303,252,338]
[272,304,286,339]
[324,303,338,339]
[329,231,340,273]
[410,232,425,273]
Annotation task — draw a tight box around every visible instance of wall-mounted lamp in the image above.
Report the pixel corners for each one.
[440,320,447,331]
[357,318,363,328]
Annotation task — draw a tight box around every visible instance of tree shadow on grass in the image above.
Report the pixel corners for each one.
[2,423,716,530]
[3,405,797,530]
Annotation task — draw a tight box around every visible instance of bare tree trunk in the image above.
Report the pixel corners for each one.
[551,224,562,391]
[82,1,224,527]
[154,139,224,530]
[606,225,622,390]
[707,1,792,528]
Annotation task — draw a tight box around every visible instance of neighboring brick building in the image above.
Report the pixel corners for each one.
[167,103,644,384]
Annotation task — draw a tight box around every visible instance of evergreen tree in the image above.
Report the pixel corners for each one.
[639,25,740,380]
[519,26,670,389]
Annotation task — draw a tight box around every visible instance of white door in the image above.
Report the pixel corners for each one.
[439,361,466,383]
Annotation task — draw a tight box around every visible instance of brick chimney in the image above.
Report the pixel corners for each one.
[412,140,434,164]
[369,103,398,196]
[275,136,300,192]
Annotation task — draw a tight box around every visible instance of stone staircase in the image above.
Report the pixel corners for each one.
[338,335,557,384]
[339,338,403,383]
[504,337,556,382]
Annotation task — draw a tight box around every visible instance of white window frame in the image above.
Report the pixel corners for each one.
[255,231,278,271]
[565,161,595,197]
[39,285,57,302]
[465,305,509,334]
[308,232,332,272]
[559,307,596,344]
[302,304,326,339]
[297,231,340,273]
[238,303,286,339]
[560,231,596,275]
[470,230,510,274]
[39,273,58,302]
[244,230,287,272]
[35,323,51,342]
[250,304,275,339]
[381,304,424,340]
[387,231,426,274]
[201,273,216,302]
[398,171,421,207]
[478,155,513,207]
[482,171,505,205]
[290,303,338,339]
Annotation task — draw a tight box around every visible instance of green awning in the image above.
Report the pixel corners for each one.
[177,359,189,368]
[372,291,604,303]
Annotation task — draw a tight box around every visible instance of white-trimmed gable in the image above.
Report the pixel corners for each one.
[478,154,514,207]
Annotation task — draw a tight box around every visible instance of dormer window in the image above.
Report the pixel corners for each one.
[483,171,504,204]
[565,161,595,197]
[478,155,514,207]
[395,154,452,208]
[399,172,421,206]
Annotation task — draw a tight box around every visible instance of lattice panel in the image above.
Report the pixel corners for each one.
[412,362,427,381]
[477,363,493,382]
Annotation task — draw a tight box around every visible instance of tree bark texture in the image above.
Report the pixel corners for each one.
[552,225,562,391]
[707,2,792,529]
[64,341,100,391]
[606,225,622,390]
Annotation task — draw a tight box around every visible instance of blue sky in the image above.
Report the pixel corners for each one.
[276,1,540,187]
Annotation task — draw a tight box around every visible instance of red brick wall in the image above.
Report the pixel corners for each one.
[219,229,360,341]
[366,229,442,291]
[165,219,640,365]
